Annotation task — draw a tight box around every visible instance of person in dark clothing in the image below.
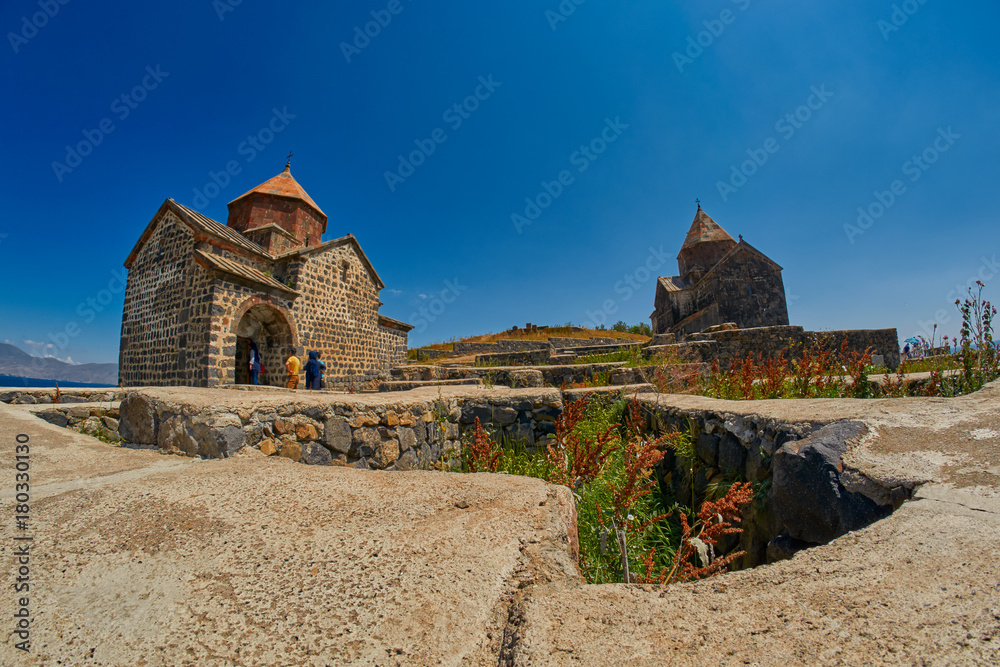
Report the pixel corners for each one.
[249,342,262,385]
[304,350,321,390]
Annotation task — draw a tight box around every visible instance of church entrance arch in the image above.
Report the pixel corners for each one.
[234,302,294,387]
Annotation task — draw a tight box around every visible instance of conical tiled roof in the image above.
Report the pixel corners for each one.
[680,207,734,251]
[229,164,326,219]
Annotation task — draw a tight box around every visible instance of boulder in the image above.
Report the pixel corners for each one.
[259,438,277,456]
[118,393,158,445]
[301,442,333,466]
[323,416,352,454]
[101,416,120,432]
[772,421,892,544]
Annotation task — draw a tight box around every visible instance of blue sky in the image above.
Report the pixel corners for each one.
[1,0,998,363]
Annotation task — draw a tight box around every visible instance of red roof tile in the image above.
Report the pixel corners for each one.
[680,207,735,250]
[228,165,327,219]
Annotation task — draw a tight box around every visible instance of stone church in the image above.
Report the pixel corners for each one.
[651,206,789,335]
[119,161,411,389]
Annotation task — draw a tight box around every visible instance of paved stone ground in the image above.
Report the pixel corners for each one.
[1,382,998,665]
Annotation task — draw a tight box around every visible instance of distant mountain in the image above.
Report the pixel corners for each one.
[0,343,118,386]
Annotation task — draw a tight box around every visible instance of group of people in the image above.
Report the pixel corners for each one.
[246,343,328,390]
[284,348,326,390]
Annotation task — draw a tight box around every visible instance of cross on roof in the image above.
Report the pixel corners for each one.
[695,198,701,209]
[285,151,294,168]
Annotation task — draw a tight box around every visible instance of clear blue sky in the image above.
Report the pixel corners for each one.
[2,0,998,363]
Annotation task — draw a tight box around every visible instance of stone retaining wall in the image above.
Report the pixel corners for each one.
[116,389,563,470]
[634,399,907,567]
[0,388,127,405]
[679,325,901,370]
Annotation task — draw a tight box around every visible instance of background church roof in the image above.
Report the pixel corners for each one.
[228,164,327,219]
[680,207,735,251]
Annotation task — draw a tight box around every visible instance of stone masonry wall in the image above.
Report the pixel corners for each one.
[117,389,562,470]
[120,211,214,387]
[678,325,901,370]
[285,243,398,389]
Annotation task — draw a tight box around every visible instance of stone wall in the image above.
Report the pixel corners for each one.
[674,325,901,370]
[453,340,551,355]
[601,395,908,567]
[116,389,562,470]
[1,388,127,405]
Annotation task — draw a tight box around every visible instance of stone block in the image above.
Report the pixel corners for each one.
[295,423,320,441]
[323,416,352,454]
[394,449,419,471]
[118,394,158,445]
[460,404,492,425]
[278,439,302,462]
[274,419,295,436]
[372,437,400,469]
[259,438,277,456]
[493,407,518,425]
[352,427,380,457]
[37,411,69,428]
[694,433,719,467]
[301,442,333,466]
[718,433,747,476]
[397,427,417,452]
[157,416,199,456]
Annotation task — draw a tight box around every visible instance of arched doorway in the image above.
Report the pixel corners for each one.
[235,304,294,386]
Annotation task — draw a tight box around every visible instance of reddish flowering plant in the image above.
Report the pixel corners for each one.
[661,481,755,583]
[463,417,501,473]
[545,395,620,488]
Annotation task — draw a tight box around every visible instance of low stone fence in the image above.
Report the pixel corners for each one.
[679,326,901,370]
[474,350,552,366]
[391,363,640,388]
[115,387,564,471]
[453,340,551,355]
[0,388,126,405]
